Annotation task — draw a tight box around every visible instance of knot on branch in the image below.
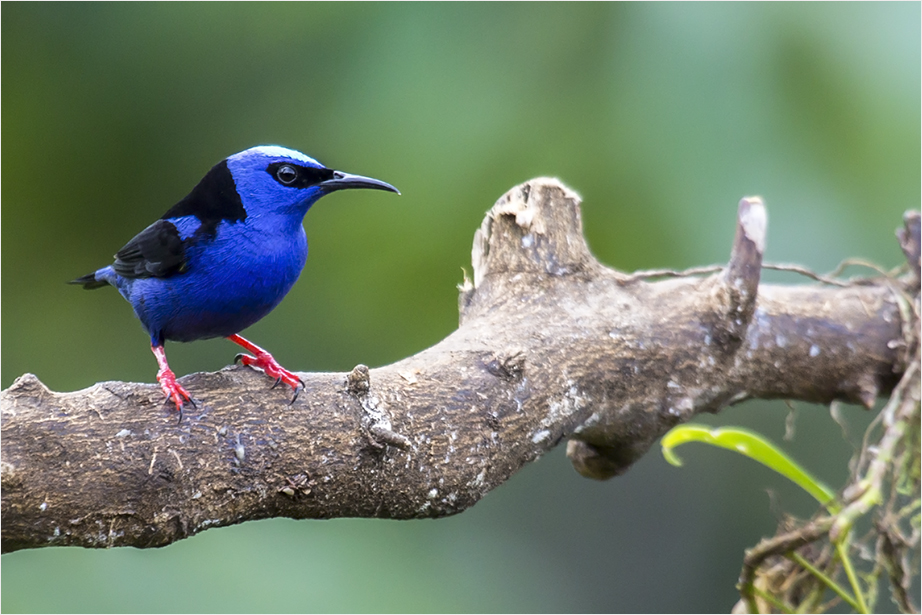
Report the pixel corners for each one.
[346,364,411,451]
[346,364,371,396]
[470,179,595,289]
[716,197,766,345]
[566,440,644,480]
[4,373,52,412]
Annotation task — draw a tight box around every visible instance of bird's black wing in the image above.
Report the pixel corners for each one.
[112,219,188,279]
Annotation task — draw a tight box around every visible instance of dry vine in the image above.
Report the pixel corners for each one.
[733,211,921,614]
[2,179,919,612]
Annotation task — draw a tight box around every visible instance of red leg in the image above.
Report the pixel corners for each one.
[228,334,304,398]
[151,344,192,411]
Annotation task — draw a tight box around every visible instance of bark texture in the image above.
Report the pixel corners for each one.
[2,179,917,553]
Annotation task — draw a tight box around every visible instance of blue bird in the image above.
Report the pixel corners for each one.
[71,146,399,411]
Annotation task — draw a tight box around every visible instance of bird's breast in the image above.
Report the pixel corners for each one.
[191,221,307,305]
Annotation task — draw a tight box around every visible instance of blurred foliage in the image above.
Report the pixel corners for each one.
[2,3,918,613]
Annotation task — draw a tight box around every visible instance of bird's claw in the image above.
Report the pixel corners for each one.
[236,350,304,402]
[156,366,193,413]
[290,379,305,405]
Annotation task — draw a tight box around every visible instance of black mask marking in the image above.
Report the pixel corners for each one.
[266,161,334,189]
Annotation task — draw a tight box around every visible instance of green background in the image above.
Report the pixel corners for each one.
[2,3,918,612]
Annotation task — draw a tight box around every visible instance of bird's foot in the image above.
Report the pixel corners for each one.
[156,366,193,412]
[235,351,305,402]
[151,343,194,414]
[227,334,304,403]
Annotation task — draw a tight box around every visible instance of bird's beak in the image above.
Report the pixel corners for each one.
[320,171,400,195]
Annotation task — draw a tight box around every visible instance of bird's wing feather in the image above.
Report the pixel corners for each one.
[112,219,188,279]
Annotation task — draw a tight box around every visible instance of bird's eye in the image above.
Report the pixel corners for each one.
[276,165,298,185]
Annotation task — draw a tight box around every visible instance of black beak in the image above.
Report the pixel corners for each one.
[319,171,400,195]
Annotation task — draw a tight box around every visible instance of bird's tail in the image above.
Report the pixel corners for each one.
[69,272,110,290]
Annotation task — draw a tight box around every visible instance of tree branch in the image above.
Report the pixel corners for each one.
[2,179,917,553]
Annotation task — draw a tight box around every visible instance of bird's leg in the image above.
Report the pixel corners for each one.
[228,334,305,400]
[151,344,192,411]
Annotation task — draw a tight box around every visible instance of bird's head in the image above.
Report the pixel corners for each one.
[225,145,399,219]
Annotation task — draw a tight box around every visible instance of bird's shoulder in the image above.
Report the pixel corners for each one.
[161,159,247,237]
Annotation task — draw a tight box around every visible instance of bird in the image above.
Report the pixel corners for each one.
[71,145,399,412]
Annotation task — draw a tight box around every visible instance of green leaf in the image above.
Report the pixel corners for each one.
[661,424,838,511]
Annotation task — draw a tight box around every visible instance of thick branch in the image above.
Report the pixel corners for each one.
[2,179,917,552]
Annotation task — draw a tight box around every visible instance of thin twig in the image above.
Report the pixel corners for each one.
[788,550,862,613]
